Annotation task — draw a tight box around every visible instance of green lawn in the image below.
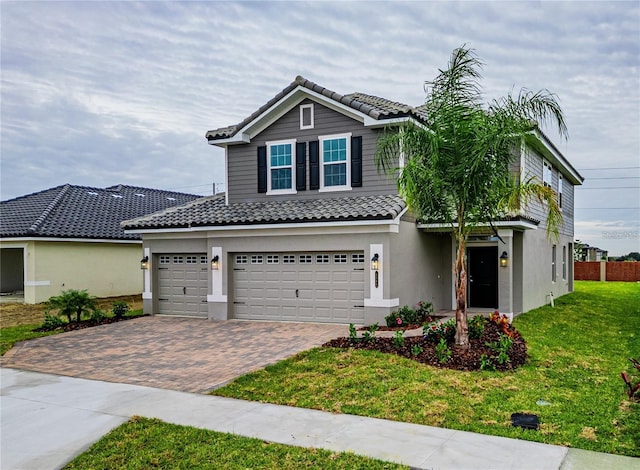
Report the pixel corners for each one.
[0,309,144,356]
[213,282,640,456]
[63,417,406,470]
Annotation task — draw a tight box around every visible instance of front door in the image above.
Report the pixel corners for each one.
[468,246,498,308]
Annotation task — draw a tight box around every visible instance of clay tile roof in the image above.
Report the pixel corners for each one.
[122,194,406,230]
[1,184,201,240]
[205,76,428,141]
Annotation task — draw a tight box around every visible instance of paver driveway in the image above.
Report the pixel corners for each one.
[1,317,346,392]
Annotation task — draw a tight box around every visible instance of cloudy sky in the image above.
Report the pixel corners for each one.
[1,1,638,255]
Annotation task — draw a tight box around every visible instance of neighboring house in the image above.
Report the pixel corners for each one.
[123,76,583,324]
[582,244,608,261]
[0,184,200,304]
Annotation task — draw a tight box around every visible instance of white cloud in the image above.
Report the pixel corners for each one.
[1,1,638,254]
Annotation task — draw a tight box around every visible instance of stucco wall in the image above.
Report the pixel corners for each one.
[520,229,573,312]
[389,221,450,311]
[20,241,143,304]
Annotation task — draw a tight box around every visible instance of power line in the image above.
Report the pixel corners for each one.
[576,186,640,190]
[575,207,640,210]
[583,176,639,180]
[578,166,640,171]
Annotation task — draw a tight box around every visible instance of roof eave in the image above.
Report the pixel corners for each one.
[526,130,584,185]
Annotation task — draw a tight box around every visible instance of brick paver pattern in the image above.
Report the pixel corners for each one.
[1,317,347,393]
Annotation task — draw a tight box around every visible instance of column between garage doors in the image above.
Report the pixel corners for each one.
[208,246,227,321]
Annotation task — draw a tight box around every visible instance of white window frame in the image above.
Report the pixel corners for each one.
[266,139,296,195]
[562,245,567,281]
[300,104,314,130]
[319,132,351,192]
[543,159,552,188]
[558,174,563,210]
[551,245,557,283]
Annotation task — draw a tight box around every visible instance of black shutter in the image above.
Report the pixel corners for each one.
[351,136,362,187]
[296,142,306,191]
[309,140,319,190]
[257,146,267,193]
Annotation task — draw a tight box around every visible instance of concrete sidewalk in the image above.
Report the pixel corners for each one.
[1,368,638,470]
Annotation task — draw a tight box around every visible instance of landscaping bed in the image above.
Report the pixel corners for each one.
[32,313,146,332]
[326,318,527,372]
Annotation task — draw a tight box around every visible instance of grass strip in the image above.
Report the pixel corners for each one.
[63,416,407,469]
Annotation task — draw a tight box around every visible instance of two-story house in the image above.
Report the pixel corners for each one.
[123,76,583,324]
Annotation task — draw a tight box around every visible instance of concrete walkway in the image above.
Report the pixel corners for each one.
[2,368,638,470]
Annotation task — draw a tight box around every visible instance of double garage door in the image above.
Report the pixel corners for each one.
[233,251,365,324]
[156,251,365,323]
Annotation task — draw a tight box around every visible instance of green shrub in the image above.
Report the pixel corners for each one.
[435,338,452,363]
[348,323,358,343]
[90,308,106,323]
[424,318,456,344]
[486,334,513,365]
[112,301,130,319]
[411,344,423,356]
[361,323,379,343]
[392,330,405,349]
[415,301,434,322]
[40,311,66,330]
[48,289,96,323]
[468,315,486,340]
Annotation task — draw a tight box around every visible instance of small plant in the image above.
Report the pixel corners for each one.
[621,357,640,401]
[435,338,452,364]
[489,310,519,338]
[112,301,130,319]
[411,344,423,356]
[415,300,434,323]
[468,315,486,340]
[361,323,379,342]
[348,323,359,343]
[392,330,405,349]
[40,311,66,330]
[486,333,513,365]
[48,289,96,323]
[479,353,495,371]
[90,308,106,323]
[424,318,455,344]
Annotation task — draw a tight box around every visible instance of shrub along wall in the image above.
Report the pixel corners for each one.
[574,261,640,281]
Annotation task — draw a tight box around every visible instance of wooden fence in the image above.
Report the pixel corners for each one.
[574,261,640,282]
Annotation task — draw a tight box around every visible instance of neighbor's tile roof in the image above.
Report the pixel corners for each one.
[206,76,428,140]
[1,184,201,240]
[122,194,406,230]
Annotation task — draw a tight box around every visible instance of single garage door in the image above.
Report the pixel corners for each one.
[157,254,208,317]
[233,251,365,323]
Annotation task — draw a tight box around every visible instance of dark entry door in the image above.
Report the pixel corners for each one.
[468,247,498,308]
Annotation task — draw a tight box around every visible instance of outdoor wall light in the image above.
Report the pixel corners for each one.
[211,255,220,270]
[371,253,379,271]
[500,251,509,268]
[140,256,149,270]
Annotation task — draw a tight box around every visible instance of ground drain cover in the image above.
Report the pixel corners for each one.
[511,413,539,430]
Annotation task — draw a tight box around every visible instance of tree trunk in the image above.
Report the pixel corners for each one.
[454,238,469,348]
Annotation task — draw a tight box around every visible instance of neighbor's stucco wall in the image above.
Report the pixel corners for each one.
[15,240,143,304]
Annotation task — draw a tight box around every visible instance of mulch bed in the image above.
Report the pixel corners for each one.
[324,321,527,372]
[33,315,147,333]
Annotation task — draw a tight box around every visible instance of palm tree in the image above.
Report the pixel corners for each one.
[48,289,96,324]
[376,46,565,348]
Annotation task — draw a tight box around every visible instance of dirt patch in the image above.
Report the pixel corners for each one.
[0,295,143,328]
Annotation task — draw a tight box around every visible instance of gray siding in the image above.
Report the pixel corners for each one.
[521,144,575,236]
[227,99,398,203]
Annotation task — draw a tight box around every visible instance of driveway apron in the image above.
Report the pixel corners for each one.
[0,317,346,392]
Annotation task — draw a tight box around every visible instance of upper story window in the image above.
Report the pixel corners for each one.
[543,159,552,188]
[319,133,351,191]
[558,174,563,210]
[300,104,314,130]
[267,139,296,195]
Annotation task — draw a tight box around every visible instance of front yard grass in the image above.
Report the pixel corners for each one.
[213,281,640,457]
[63,417,407,469]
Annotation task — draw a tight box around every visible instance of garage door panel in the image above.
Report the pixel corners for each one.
[233,251,365,323]
[156,253,208,317]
